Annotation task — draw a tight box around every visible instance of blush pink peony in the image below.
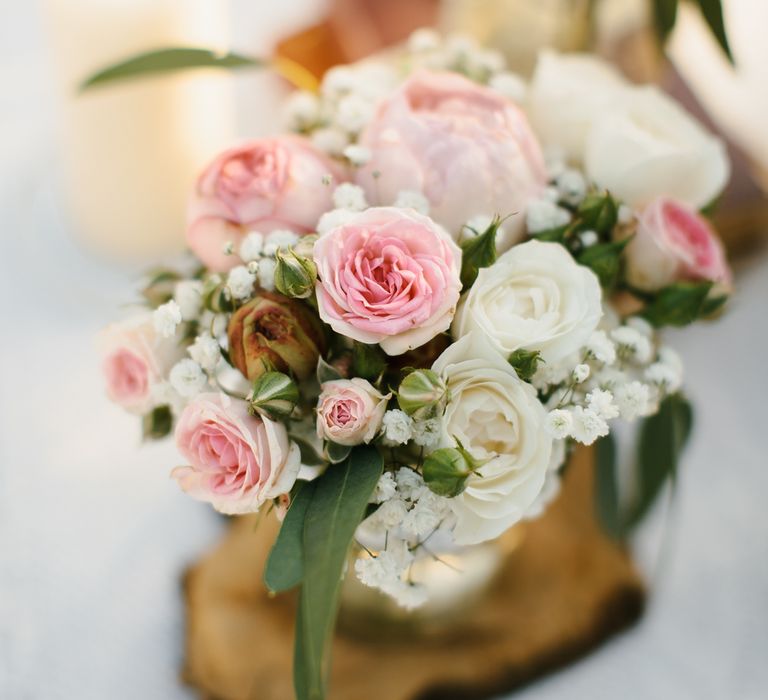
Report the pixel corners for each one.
[355,70,547,249]
[316,378,389,446]
[313,206,462,355]
[173,393,300,514]
[187,136,344,271]
[626,197,731,291]
[100,314,182,414]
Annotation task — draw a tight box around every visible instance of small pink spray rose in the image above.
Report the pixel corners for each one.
[316,379,389,447]
[173,393,300,514]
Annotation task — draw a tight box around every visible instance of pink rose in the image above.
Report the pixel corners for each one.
[187,136,345,271]
[172,393,300,514]
[313,207,462,355]
[626,197,731,291]
[355,70,547,249]
[316,379,389,446]
[100,314,182,414]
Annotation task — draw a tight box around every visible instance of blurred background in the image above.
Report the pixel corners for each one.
[1,1,766,698]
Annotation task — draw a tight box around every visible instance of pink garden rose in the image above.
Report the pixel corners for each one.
[626,197,731,291]
[100,314,182,415]
[187,136,344,271]
[173,393,300,514]
[316,379,389,446]
[356,70,547,249]
[313,206,462,355]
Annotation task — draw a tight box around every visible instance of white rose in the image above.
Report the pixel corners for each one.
[527,51,627,163]
[585,86,729,209]
[432,333,552,545]
[453,240,603,364]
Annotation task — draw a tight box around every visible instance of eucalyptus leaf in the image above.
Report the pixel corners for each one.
[81,47,262,91]
[295,447,383,700]
[291,437,326,467]
[326,441,352,464]
[651,0,678,42]
[695,0,733,62]
[624,394,693,530]
[142,405,172,441]
[263,481,317,593]
[594,434,622,539]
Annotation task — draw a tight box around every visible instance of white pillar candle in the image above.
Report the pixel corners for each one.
[44,0,237,262]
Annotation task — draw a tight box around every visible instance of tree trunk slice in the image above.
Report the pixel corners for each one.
[182,446,645,699]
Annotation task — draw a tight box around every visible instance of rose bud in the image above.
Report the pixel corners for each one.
[316,378,390,447]
[274,248,317,299]
[248,371,300,420]
[625,197,731,292]
[228,291,326,382]
[397,369,448,420]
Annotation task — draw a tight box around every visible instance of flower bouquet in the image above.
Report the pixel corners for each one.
[100,32,731,700]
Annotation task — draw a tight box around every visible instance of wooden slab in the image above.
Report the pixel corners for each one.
[183,447,645,699]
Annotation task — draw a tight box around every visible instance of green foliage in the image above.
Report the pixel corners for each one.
[640,281,716,327]
[578,191,618,235]
[141,268,180,308]
[650,0,732,63]
[594,394,694,539]
[459,216,500,289]
[263,482,317,593]
[352,342,387,382]
[508,348,543,382]
[316,357,342,385]
[294,447,383,700]
[577,238,630,289]
[422,447,471,497]
[142,405,172,440]
[326,441,352,464]
[81,47,262,90]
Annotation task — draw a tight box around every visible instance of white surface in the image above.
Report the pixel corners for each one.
[1,3,767,699]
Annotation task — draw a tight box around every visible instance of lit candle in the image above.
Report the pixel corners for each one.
[44,0,236,262]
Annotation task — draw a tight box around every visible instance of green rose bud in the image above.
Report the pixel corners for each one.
[248,371,300,420]
[274,248,317,299]
[228,291,326,382]
[397,369,448,420]
[202,274,234,313]
[423,438,486,497]
[508,348,543,382]
[578,190,618,235]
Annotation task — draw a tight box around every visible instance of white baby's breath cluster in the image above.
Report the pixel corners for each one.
[355,467,454,609]
[535,314,684,446]
[233,229,301,292]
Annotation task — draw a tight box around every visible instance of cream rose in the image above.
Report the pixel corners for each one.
[316,378,389,446]
[452,240,603,364]
[585,85,729,209]
[100,313,183,414]
[528,51,627,162]
[432,333,552,545]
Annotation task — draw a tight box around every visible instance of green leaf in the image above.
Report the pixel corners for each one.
[578,191,618,235]
[641,281,713,327]
[142,405,172,440]
[291,437,326,467]
[326,441,352,464]
[459,216,500,289]
[700,293,728,318]
[695,0,734,63]
[263,481,317,593]
[316,357,342,385]
[594,434,622,539]
[352,342,386,382]
[295,447,383,700]
[81,47,262,91]
[530,223,569,243]
[624,394,693,530]
[577,238,630,288]
[651,0,679,42]
[508,348,543,382]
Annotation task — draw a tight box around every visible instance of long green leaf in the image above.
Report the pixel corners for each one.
[695,0,734,63]
[81,47,262,91]
[594,434,623,539]
[624,394,693,529]
[296,447,383,700]
[652,0,679,42]
[263,481,316,594]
